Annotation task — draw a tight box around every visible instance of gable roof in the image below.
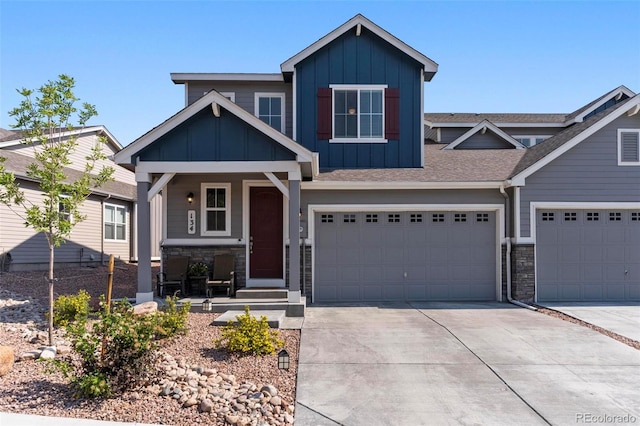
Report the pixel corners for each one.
[1,149,136,200]
[280,14,438,79]
[510,94,640,184]
[0,126,123,152]
[564,85,635,125]
[115,89,314,166]
[444,120,525,150]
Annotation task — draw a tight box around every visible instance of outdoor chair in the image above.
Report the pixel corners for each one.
[206,254,235,297]
[157,255,189,298]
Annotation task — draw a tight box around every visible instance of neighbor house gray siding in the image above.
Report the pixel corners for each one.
[518,114,640,238]
[455,132,516,149]
[185,81,293,139]
[439,127,562,144]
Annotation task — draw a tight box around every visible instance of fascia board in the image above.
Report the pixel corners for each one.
[301,181,503,190]
[281,14,438,74]
[511,96,640,184]
[429,122,566,128]
[568,86,637,124]
[171,73,283,83]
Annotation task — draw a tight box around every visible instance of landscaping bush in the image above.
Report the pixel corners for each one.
[52,289,91,327]
[153,295,190,339]
[214,306,283,355]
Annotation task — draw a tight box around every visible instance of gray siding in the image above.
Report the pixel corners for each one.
[186,81,293,139]
[455,132,516,149]
[0,181,132,269]
[439,127,562,144]
[519,114,640,238]
[301,189,504,239]
[164,173,272,240]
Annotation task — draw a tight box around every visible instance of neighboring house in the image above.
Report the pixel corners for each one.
[0,126,162,271]
[116,14,640,305]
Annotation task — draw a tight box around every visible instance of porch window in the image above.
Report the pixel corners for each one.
[201,183,231,237]
[104,204,126,241]
[255,93,285,132]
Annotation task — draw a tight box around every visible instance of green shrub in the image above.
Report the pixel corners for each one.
[59,296,160,397]
[214,306,283,355]
[52,290,91,327]
[153,295,190,339]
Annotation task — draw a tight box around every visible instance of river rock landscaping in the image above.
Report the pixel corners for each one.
[0,265,299,425]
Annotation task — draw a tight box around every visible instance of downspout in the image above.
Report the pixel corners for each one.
[101,194,111,266]
[500,185,536,311]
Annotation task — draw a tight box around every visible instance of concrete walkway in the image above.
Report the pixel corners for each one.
[0,412,160,426]
[295,302,640,426]
[541,302,640,342]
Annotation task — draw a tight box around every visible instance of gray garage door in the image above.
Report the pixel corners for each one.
[314,211,497,302]
[537,209,640,302]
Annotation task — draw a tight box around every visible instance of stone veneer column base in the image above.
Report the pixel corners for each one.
[511,244,535,303]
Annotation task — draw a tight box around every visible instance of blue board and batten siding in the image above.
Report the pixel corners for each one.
[136,108,295,162]
[295,27,423,168]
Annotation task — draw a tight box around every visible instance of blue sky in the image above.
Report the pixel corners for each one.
[1,1,639,146]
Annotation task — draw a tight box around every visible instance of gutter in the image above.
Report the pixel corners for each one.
[500,185,536,311]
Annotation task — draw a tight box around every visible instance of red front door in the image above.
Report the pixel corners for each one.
[249,187,283,278]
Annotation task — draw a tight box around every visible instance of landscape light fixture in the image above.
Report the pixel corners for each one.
[278,349,290,370]
[187,192,194,204]
[202,299,212,312]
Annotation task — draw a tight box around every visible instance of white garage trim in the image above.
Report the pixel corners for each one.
[530,202,640,302]
[308,204,505,303]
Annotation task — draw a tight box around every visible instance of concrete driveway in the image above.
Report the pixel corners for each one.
[295,302,640,426]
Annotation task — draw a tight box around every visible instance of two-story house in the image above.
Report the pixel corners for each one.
[116,14,640,309]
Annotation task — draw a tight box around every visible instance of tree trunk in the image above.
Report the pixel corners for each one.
[48,243,54,346]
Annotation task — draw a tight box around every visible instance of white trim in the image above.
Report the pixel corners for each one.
[511,135,553,147]
[301,181,505,190]
[511,95,640,185]
[568,86,636,124]
[135,160,302,174]
[280,14,438,75]
[161,238,245,246]
[0,125,123,151]
[200,182,232,237]
[104,203,128,243]
[264,172,289,199]
[444,120,526,150]
[307,203,504,303]
[171,73,283,83]
[148,173,174,202]
[114,90,313,165]
[292,71,297,141]
[329,84,387,143]
[628,104,640,117]
[254,92,286,133]
[242,180,289,287]
[219,92,235,102]
[184,82,189,107]
[427,122,565,128]
[617,128,640,166]
[162,185,168,241]
[514,186,522,241]
[420,69,425,167]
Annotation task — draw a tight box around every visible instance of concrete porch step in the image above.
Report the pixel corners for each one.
[213,310,286,328]
[235,288,288,299]
[175,296,306,317]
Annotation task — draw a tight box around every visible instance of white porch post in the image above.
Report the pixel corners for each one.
[288,176,301,303]
[136,173,154,302]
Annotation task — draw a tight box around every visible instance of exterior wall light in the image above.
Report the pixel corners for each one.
[187,192,194,204]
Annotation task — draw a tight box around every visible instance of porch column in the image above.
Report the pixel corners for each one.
[136,173,153,303]
[288,176,301,303]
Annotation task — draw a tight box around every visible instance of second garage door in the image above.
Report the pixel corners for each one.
[314,211,497,302]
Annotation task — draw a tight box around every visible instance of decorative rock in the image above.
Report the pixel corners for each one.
[225,414,240,425]
[183,397,198,407]
[132,301,158,316]
[200,399,214,413]
[269,396,282,407]
[18,350,40,361]
[284,413,294,424]
[39,346,56,360]
[56,346,71,355]
[260,384,278,397]
[0,346,14,376]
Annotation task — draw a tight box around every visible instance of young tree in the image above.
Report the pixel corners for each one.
[0,75,114,345]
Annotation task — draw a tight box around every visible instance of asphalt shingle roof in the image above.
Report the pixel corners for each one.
[424,113,567,124]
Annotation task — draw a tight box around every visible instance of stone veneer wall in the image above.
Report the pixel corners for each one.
[511,244,535,302]
[501,245,507,301]
[161,245,246,289]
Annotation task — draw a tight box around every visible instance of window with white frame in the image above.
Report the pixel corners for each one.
[331,85,386,141]
[58,195,71,223]
[201,183,231,236]
[513,135,551,147]
[104,204,126,241]
[255,93,285,132]
[618,129,640,165]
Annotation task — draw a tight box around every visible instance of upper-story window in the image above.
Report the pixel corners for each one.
[255,93,285,132]
[513,135,551,147]
[618,129,640,166]
[317,85,399,143]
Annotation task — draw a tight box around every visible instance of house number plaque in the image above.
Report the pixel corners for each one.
[187,210,196,234]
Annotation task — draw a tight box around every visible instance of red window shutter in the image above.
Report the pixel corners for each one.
[385,88,400,140]
[317,87,332,140]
